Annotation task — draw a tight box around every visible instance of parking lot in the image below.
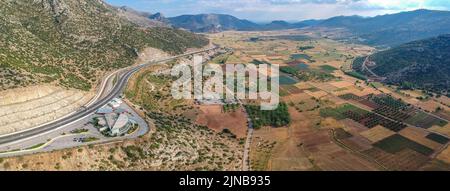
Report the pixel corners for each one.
[0,102,149,157]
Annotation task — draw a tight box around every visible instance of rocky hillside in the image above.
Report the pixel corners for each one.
[115,6,168,28]
[355,35,450,96]
[0,0,208,91]
[316,9,450,47]
[167,14,261,32]
[165,14,317,32]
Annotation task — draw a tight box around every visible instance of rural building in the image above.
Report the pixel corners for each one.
[108,98,123,108]
[94,98,135,137]
[110,114,132,136]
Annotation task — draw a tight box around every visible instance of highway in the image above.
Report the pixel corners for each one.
[0,47,217,146]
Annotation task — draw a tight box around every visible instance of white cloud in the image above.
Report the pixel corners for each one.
[107,0,450,21]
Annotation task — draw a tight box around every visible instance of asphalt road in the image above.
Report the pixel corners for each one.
[0,47,216,146]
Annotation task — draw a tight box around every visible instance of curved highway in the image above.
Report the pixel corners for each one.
[0,47,216,145]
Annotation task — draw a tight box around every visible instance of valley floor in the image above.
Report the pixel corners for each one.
[1,30,450,171]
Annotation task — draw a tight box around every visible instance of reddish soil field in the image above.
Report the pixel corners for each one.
[195,105,248,138]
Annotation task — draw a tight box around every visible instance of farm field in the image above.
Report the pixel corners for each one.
[0,54,244,171]
[210,30,450,171]
[195,105,248,138]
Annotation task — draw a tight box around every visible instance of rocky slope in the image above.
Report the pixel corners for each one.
[316,9,450,47]
[0,0,208,91]
[356,35,450,95]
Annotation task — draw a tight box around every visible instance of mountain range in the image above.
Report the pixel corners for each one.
[316,9,450,47]
[140,9,450,47]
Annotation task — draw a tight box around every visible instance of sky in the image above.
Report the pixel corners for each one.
[105,0,450,22]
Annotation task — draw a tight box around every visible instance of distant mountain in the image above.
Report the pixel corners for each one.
[149,12,169,23]
[257,21,300,30]
[147,9,450,48]
[295,19,322,26]
[0,0,208,90]
[166,14,322,32]
[316,9,450,47]
[115,6,168,28]
[167,14,260,32]
[358,35,450,95]
[262,20,292,29]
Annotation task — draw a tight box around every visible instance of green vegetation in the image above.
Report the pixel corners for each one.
[81,137,99,143]
[281,66,336,83]
[298,46,315,51]
[370,95,407,110]
[319,65,338,73]
[279,75,299,85]
[320,104,368,120]
[223,104,240,113]
[426,133,450,144]
[295,63,310,70]
[125,72,180,112]
[290,54,312,61]
[212,53,230,64]
[221,129,237,139]
[272,35,312,41]
[25,143,46,150]
[344,71,367,81]
[0,0,208,90]
[349,57,368,80]
[293,98,320,112]
[251,59,271,65]
[368,35,450,95]
[318,9,450,47]
[405,111,448,128]
[351,57,365,72]
[280,66,299,75]
[373,134,434,156]
[245,103,291,129]
[70,129,89,134]
[122,145,145,162]
[334,128,353,139]
[127,124,139,134]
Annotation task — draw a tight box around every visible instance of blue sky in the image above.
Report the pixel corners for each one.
[106,0,450,22]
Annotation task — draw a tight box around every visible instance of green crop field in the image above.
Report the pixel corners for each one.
[374,134,434,156]
[319,65,338,73]
[344,71,367,80]
[290,54,312,61]
[320,104,368,120]
[405,111,448,128]
[426,133,450,144]
[279,75,299,85]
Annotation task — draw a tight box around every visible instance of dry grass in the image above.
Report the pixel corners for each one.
[195,105,248,138]
[360,125,396,143]
[399,127,442,150]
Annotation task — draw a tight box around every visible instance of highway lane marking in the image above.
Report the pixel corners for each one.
[0,47,217,146]
[0,132,93,156]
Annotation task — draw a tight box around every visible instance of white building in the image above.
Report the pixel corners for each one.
[108,98,123,108]
[110,114,131,136]
[94,98,135,137]
[97,112,133,136]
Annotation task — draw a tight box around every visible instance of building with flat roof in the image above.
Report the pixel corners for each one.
[108,98,123,108]
[96,105,114,114]
[93,98,136,137]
